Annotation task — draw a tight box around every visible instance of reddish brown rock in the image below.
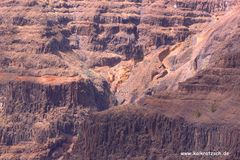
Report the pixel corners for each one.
[0,0,240,160]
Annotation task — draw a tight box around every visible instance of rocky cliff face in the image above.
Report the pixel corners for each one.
[0,0,236,70]
[1,79,111,114]
[0,75,113,158]
[0,76,115,159]
[69,106,240,160]
[0,0,240,160]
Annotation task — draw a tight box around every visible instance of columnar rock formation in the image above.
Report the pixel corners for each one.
[70,106,240,160]
[0,0,239,159]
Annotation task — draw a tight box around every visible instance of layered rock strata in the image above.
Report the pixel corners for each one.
[0,0,239,160]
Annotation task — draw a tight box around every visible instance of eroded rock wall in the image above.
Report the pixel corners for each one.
[0,80,111,114]
[0,0,239,159]
[0,0,236,57]
[70,106,240,160]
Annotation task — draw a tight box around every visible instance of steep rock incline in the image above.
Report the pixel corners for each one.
[0,0,239,160]
[68,3,240,160]
[0,0,235,73]
[0,107,90,159]
[157,4,240,93]
[89,0,238,104]
[136,5,240,125]
[0,0,237,103]
[0,75,114,159]
[69,105,240,160]
[1,79,111,114]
